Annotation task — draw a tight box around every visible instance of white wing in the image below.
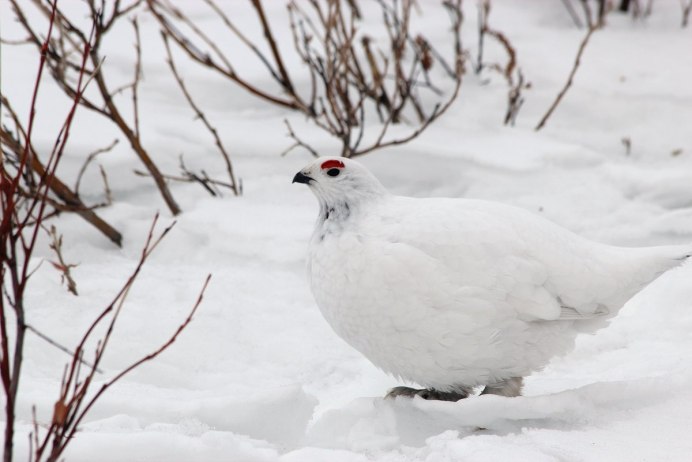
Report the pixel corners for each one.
[368,196,690,323]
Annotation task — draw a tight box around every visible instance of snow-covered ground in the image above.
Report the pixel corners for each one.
[2,1,692,460]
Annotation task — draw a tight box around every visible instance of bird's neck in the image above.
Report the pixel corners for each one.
[315,192,385,240]
[319,199,352,223]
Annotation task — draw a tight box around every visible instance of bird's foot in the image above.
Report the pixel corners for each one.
[385,386,469,402]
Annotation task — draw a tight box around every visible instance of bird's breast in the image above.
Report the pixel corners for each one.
[308,232,400,350]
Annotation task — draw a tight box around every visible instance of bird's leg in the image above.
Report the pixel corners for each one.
[385,386,471,402]
[480,377,523,397]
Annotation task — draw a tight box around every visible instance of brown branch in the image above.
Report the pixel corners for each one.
[352,102,442,157]
[130,17,143,139]
[475,3,527,126]
[133,156,237,196]
[505,69,527,126]
[25,325,102,373]
[88,57,181,216]
[74,138,118,197]
[151,0,464,158]
[29,213,212,461]
[535,25,597,131]
[475,0,490,73]
[579,0,595,28]
[202,0,282,83]
[11,0,182,217]
[249,0,297,95]
[28,141,122,245]
[99,165,113,205]
[34,215,171,459]
[350,0,464,157]
[281,119,320,158]
[47,225,78,296]
[58,274,211,460]
[148,0,305,111]
[161,33,240,196]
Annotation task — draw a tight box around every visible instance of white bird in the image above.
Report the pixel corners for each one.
[293,156,690,401]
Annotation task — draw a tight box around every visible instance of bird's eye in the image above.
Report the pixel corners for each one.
[327,168,341,177]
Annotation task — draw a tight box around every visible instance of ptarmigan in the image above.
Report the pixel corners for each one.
[293,156,690,401]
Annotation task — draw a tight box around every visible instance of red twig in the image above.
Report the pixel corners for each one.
[31,214,210,462]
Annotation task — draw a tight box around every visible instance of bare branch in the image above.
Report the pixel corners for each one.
[535,25,597,131]
[74,138,119,197]
[25,324,102,373]
[10,0,182,216]
[133,155,237,196]
[281,119,320,158]
[152,0,465,158]
[161,33,240,196]
[47,225,78,296]
[130,17,143,139]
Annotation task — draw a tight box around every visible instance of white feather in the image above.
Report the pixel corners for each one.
[296,157,691,391]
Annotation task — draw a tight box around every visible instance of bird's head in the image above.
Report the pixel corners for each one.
[292,156,388,215]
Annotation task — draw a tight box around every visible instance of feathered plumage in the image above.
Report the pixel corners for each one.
[294,157,690,397]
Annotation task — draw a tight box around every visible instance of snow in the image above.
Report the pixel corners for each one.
[2,0,692,460]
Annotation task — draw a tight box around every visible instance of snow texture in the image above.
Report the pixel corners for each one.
[2,1,692,461]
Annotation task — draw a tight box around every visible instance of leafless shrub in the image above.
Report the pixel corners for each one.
[134,155,239,197]
[73,139,118,201]
[161,35,240,196]
[562,0,608,28]
[1,4,96,458]
[535,24,598,131]
[475,0,530,126]
[148,0,464,158]
[0,97,122,246]
[584,0,608,27]
[7,0,182,215]
[29,216,210,462]
[1,8,210,461]
[47,225,79,296]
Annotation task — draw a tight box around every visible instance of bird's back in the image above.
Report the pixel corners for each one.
[361,196,691,322]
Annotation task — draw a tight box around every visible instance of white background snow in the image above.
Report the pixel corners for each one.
[2,1,692,460]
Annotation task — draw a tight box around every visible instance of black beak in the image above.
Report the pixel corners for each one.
[292,171,313,184]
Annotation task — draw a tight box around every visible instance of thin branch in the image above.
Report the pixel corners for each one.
[281,119,320,158]
[11,0,181,216]
[58,274,212,456]
[74,138,118,196]
[535,25,597,131]
[133,158,236,195]
[25,325,102,373]
[47,225,78,296]
[148,0,304,111]
[152,0,464,158]
[130,17,143,139]
[161,33,240,196]
[249,0,298,96]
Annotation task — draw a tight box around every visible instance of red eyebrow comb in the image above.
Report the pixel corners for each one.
[321,159,345,170]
